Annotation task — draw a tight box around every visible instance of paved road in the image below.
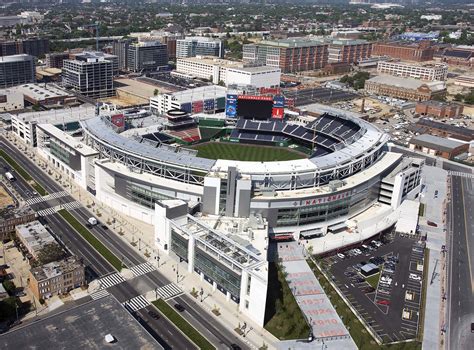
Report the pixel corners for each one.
[1,137,247,349]
[447,175,474,350]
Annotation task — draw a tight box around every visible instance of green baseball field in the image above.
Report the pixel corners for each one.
[192,142,306,161]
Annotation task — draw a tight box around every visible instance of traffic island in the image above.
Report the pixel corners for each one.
[152,299,215,350]
[58,209,124,271]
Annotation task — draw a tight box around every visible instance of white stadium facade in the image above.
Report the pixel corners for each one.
[13,103,423,326]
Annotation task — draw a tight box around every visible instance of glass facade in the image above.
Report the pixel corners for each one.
[128,183,174,209]
[171,229,189,261]
[50,140,73,168]
[194,247,241,297]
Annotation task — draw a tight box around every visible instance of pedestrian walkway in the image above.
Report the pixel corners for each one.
[90,289,110,300]
[448,171,474,178]
[130,262,156,277]
[98,273,126,289]
[155,283,183,300]
[25,190,69,205]
[123,295,150,312]
[277,242,356,349]
[36,201,82,216]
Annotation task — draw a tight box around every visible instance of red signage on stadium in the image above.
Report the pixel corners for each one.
[238,95,274,101]
[272,107,284,119]
[259,87,281,95]
[303,192,350,206]
[111,114,125,128]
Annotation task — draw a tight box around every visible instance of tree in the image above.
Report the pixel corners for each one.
[2,280,15,295]
[37,243,66,265]
[153,89,159,96]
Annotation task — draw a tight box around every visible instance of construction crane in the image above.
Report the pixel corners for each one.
[82,22,100,51]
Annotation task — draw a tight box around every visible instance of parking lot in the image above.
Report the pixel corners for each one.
[322,231,426,343]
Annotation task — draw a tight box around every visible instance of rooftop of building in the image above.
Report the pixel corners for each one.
[0,295,162,350]
[37,123,98,157]
[0,54,34,62]
[378,60,448,68]
[251,37,326,48]
[327,38,370,46]
[178,55,244,67]
[179,36,221,43]
[413,118,474,140]
[16,220,57,255]
[11,83,72,101]
[5,105,96,124]
[417,100,462,108]
[157,85,227,103]
[367,75,446,91]
[409,134,465,152]
[131,41,166,47]
[30,256,83,281]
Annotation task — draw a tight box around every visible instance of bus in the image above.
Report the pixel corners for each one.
[5,172,15,181]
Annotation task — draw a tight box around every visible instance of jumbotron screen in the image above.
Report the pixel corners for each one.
[237,96,273,120]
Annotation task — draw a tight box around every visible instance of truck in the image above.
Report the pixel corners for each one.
[88,217,98,226]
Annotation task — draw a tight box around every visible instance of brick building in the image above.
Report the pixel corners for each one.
[439,48,473,68]
[372,41,434,62]
[45,52,70,69]
[365,75,446,101]
[408,134,468,160]
[243,38,328,73]
[408,119,474,142]
[415,101,464,118]
[29,256,85,300]
[327,39,372,64]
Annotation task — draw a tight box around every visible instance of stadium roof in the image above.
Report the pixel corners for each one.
[81,116,216,171]
[409,134,465,152]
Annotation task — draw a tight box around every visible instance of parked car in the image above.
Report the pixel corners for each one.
[409,273,421,281]
[377,299,390,305]
[337,253,345,259]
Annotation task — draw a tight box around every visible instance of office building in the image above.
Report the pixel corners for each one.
[0,54,35,88]
[29,256,85,300]
[372,41,435,62]
[127,41,168,72]
[377,61,448,81]
[176,37,224,58]
[62,52,115,99]
[45,52,70,69]
[69,51,119,76]
[327,39,372,64]
[11,83,76,107]
[243,38,328,73]
[365,75,446,101]
[112,39,131,71]
[0,38,49,57]
[176,56,280,87]
[415,101,463,118]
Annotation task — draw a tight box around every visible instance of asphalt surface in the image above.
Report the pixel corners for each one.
[283,87,359,107]
[447,175,474,350]
[328,233,423,343]
[1,137,247,350]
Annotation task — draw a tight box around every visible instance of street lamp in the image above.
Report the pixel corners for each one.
[200,287,204,302]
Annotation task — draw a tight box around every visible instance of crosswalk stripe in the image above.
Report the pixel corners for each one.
[35,201,82,216]
[90,289,109,300]
[123,295,149,312]
[130,262,156,277]
[98,273,126,289]
[26,190,69,205]
[155,283,183,300]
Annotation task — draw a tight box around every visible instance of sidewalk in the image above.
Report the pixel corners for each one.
[8,135,279,350]
[419,166,448,350]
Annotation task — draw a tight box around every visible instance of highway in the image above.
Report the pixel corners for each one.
[447,175,474,350]
[1,137,246,349]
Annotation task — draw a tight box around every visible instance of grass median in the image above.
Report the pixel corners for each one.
[58,209,124,271]
[0,149,47,196]
[152,299,215,350]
